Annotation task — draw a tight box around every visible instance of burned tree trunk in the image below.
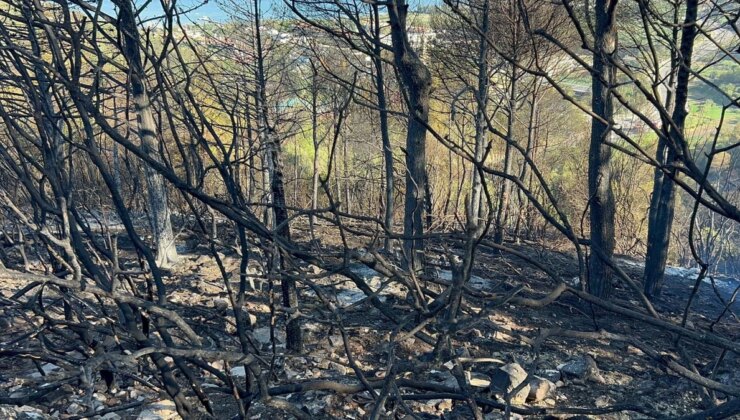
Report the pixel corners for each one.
[470,0,490,228]
[372,4,396,251]
[388,0,432,272]
[588,0,618,299]
[114,0,178,268]
[310,60,320,227]
[253,0,302,352]
[494,65,518,245]
[644,0,698,298]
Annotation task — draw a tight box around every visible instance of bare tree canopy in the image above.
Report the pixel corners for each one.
[0,0,737,418]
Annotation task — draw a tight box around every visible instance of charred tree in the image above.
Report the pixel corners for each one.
[643,0,699,298]
[388,0,432,272]
[114,0,179,268]
[372,3,396,251]
[470,0,490,228]
[253,0,303,352]
[588,0,618,299]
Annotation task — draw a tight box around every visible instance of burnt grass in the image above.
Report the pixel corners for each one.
[0,222,738,419]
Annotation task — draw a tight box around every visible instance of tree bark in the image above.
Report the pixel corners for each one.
[310,61,320,227]
[494,65,517,245]
[388,0,432,272]
[469,0,490,228]
[246,93,256,203]
[588,0,618,299]
[643,0,698,298]
[114,0,178,269]
[343,133,351,214]
[515,91,538,242]
[253,0,302,351]
[372,4,395,251]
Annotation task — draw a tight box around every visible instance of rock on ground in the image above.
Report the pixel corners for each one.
[558,355,605,383]
[136,400,178,420]
[527,377,555,402]
[490,363,530,405]
[466,371,491,388]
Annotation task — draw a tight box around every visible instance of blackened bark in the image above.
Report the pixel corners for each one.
[114,0,178,268]
[264,139,302,350]
[310,61,320,227]
[470,0,490,228]
[588,0,618,299]
[388,0,432,272]
[514,91,538,242]
[494,65,517,245]
[253,0,302,352]
[372,4,395,251]
[644,144,678,298]
[343,133,351,213]
[644,0,698,298]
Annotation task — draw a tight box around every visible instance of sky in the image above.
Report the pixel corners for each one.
[99,0,254,22]
[99,0,438,22]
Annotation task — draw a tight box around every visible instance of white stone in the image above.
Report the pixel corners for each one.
[66,403,82,415]
[230,366,246,377]
[465,371,491,388]
[136,400,178,420]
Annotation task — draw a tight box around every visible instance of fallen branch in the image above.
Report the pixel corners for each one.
[672,398,740,420]
[0,268,202,346]
[566,286,740,353]
[535,328,740,397]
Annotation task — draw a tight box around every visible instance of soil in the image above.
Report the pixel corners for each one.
[0,224,737,419]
